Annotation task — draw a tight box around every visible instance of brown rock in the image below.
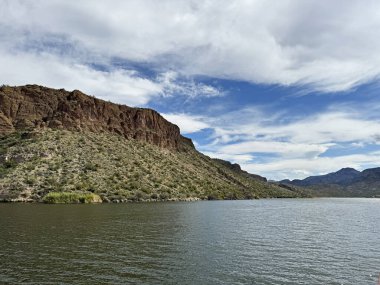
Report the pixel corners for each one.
[0,85,193,150]
[212,158,267,182]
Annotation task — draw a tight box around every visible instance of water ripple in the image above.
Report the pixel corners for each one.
[0,199,379,284]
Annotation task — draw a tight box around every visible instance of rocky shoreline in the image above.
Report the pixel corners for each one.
[0,196,203,203]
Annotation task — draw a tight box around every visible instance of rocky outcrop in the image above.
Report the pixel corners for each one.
[212,158,267,182]
[0,85,193,150]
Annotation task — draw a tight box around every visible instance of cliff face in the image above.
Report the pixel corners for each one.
[0,85,192,150]
[0,85,307,202]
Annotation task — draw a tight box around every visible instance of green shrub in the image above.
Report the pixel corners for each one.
[4,160,16,169]
[25,176,37,186]
[0,166,6,178]
[159,192,170,200]
[125,190,147,201]
[42,192,102,204]
[84,162,98,171]
[48,163,60,171]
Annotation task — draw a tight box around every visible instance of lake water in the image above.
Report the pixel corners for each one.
[0,198,379,285]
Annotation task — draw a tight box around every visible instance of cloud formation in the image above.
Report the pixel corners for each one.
[0,51,163,106]
[162,113,209,134]
[241,152,380,181]
[164,104,380,180]
[2,0,380,92]
[0,49,222,106]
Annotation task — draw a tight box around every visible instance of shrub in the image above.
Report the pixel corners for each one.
[42,192,102,204]
[159,192,170,200]
[48,163,60,171]
[135,190,147,201]
[25,176,37,186]
[4,160,16,169]
[84,162,98,171]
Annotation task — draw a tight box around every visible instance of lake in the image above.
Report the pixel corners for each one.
[0,198,379,285]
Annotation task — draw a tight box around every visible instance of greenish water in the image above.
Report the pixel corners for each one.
[0,199,379,285]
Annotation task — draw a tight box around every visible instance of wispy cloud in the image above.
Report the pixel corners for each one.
[202,151,255,164]
[161,113,209,134]
[0,48,222,106]
[2,0,380,92]
[0,50,163,106]
[240,152,380,181]
[163,103,380,180]
[218,141,332,159]
[157,71,223,98]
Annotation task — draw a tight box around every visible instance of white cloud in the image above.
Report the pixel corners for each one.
[0,50,162,106]
[2,0,380,92]
[240,152,380,181]
[218,141,332,159]
[157,71,223,98]
[0,50,222,106]
[182,104,380,180]
[162,113,209,134]
[206,109,380,146]
[202,151,254,164]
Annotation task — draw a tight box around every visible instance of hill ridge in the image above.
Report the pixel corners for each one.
[0,85,306,202]
[0,84,192,150]
[280,167,380,197]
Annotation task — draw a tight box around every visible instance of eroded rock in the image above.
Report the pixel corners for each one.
[0,85,193,150]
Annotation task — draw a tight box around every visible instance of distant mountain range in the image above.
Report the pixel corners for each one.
[280,167,380,197]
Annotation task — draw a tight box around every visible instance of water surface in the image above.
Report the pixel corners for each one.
[0,198,379,284]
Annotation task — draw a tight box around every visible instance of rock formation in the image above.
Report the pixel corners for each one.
[212,158,267,181]
[0,85,193,150]
[0,84,297,203]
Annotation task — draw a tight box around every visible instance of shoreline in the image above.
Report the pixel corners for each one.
[1,196,377,204]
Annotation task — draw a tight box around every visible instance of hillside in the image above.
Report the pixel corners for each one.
[0,85,304,202]
[0,85,192,150]
[281,167,380,197]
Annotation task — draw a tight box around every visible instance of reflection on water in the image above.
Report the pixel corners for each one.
[0,199,379,284]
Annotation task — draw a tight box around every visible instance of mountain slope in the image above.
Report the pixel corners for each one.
[0,85,304,202]
[282,168,361,187]
[281,167,380,197]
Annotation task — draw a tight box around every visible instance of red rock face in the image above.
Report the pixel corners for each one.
[0,85,194,150]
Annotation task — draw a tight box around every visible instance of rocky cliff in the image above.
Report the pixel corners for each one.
[0,85,192,150]
[0,84,306,202]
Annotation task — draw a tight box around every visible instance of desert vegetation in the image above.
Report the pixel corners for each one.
[42,192,102,203]
[0,129,305,202]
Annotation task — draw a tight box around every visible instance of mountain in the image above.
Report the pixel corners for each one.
[281,167,380,197]
[211,158,267,182]
[0,84,191,150]
[0,85,305,202]
[283,168,361,187]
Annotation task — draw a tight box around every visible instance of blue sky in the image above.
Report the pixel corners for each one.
[1,0,380,180]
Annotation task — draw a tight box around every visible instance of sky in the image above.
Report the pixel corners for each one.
[1,0,380,180]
